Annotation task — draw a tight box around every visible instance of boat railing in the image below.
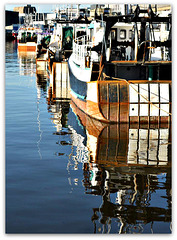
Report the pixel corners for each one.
[73,35,94,68]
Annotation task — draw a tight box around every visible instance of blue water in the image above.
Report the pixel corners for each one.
[5,41,171,234]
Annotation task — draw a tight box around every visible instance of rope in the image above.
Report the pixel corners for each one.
[98,64,104,81]
[131,83,169,102]
[102,73,172,116]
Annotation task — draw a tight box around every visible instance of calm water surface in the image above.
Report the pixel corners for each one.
[5,41,172,234]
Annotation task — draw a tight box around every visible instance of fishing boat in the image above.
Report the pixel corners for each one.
[68,5,172,124]
[49,23,73,51]
[17,26,43,52]
[47,17,91,62]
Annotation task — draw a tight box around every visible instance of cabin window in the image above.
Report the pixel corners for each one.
[129,30,132,39]
[27,32,31,38]
[119,29,126,39]
[111,30,116,40]
[153,23,160,30]
[76,31,86,38]
[165,23,169,31]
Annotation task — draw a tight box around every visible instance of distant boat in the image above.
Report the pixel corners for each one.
[68,5,172,124]
[17,26,43,52]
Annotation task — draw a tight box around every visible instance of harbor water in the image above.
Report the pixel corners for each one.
[5,41,172,234]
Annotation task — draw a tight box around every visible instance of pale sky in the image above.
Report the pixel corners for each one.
[5,4,90,13]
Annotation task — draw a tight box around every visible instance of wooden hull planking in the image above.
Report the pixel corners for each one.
[70,79,171,124]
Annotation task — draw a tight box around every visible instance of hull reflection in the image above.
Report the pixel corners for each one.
[70,100,171,234]
[18,52,36,76]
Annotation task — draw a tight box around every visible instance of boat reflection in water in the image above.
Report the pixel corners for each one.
[18,52,36,76]
[70,100,171,234]
[36,61,49,97]
[47,74,70,133]
[18,51,49,97]
[48,100,70,133]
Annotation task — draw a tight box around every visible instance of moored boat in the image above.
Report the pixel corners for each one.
[68,5,172,124]
[17,26,43,52]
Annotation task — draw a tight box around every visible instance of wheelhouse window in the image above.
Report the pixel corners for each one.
[119,29,126,39]
[129,30,132,39]
[111,30,116,40]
